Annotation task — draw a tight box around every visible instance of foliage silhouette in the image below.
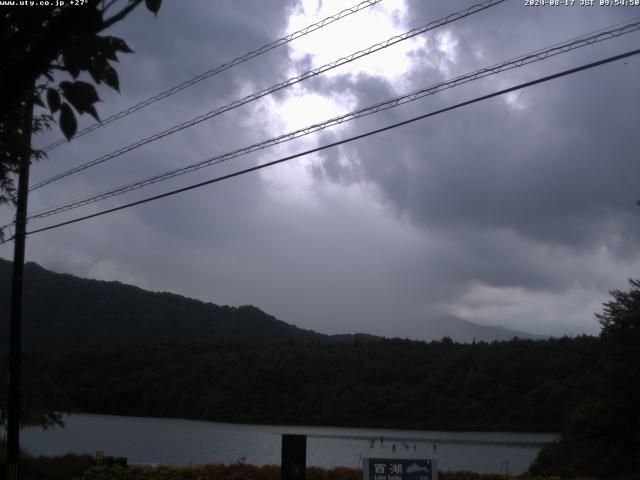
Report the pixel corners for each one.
[6,336,600,432]
[0,0,161,207]
[530,279,640,479]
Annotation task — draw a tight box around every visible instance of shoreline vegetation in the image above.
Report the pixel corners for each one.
[75,464,596,480]
[1,444,595,480]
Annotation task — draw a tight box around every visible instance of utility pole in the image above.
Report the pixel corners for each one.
[6,90,34,480]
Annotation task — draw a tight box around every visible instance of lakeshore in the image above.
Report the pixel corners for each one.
[20,414,556,475]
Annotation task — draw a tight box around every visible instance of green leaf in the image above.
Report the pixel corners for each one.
[60,81,101,114]
[145,0,161,15]
[59,103,77,141]
[85,104,100,123]
[46,88,61,113]
[101,36,126,59]
[102,47,118,62]
[107,37,134,54]
[62,50,81,78]
[86,57,109,85]
[87,65,102,85]
[101,64,119,92]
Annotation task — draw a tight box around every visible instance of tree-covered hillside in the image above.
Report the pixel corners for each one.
[531,280,640,478]
[9,336,599,432]
[0,259,331,352]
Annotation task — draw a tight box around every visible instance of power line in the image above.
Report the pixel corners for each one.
[3,47,636,243]
[39,0,384,153]
[23,17,640,222]
[26,0,506,194]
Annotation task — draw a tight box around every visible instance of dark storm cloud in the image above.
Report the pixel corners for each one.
[22,0,299,221]
[310,0,640,305]
[3,1,299,276]
[3,0,638,339]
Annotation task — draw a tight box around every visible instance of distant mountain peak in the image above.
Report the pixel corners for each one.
[426,314,546,342]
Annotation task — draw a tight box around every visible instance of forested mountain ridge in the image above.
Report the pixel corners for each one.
[0,258,541,351]
[0,259,333,352]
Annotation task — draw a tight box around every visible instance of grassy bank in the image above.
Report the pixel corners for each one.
[0,446,95,480]
[73,464,595,480]
[0,461,596,480]
[1,442,593,480]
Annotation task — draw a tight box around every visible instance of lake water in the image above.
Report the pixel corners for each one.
[20,414,556,474]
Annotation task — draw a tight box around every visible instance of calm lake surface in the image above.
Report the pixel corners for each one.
[21,414,556,474]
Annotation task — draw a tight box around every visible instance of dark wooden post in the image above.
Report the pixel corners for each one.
[6,89,34,480]
[281,434,306,480]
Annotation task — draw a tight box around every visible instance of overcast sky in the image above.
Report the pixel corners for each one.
[2,0,640,339]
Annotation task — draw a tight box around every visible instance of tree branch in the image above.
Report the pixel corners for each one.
[100,0,143,32]
[102,0,120,15]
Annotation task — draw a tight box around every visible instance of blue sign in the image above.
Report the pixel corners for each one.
[363,458,436,480]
